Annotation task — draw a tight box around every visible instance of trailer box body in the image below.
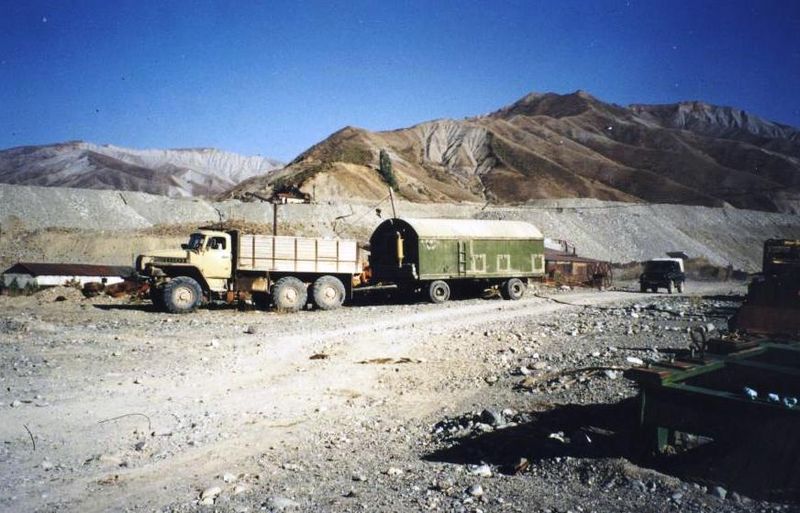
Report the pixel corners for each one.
[237,234,360,275]
[369,218,545,283]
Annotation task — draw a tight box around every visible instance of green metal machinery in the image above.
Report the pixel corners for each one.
[625,339,800,456]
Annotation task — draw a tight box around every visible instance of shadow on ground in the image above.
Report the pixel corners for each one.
[424,398,800,503]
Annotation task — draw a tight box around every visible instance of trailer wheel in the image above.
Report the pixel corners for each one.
[149,284,166,311]
[272,277,308,312]
[163,276,202,314]
[501,278,525,300]
[428,280,450,304]
[312,275,345,310]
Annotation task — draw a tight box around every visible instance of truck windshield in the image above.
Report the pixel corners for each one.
[187,233,205,250]
[645,261,678,273]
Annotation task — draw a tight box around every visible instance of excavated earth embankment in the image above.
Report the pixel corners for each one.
[1,184,799,272]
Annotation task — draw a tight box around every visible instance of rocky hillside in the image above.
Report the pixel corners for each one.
[227,91,800,213]
[0,141,283,197]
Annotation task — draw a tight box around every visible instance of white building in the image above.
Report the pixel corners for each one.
[1,263,134,289]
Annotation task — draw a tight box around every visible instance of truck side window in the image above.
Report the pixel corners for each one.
[209,237,226,250]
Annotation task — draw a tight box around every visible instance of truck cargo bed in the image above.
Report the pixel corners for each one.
[237,235,359,275]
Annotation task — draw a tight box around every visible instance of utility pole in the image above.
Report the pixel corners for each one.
[388,187,397,219]
[244,192,279,236]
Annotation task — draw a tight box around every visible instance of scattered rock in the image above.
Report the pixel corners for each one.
[245,325,258,335]
[711,486,727,500]
[222,472,237,483]
[480,409,504,427]
[467,484,484,497]
[626,357,644,366]
[469,464,492,478]
[200,486,221,501]
[264,496,299,510]
[134,441,146,452]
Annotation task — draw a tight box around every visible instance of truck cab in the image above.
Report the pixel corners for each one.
[136,229,235,313]
[137,230,233,284]
[639,258,685,293]
[181,231,233,281]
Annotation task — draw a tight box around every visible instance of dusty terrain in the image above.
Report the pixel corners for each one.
[1,280,794,513]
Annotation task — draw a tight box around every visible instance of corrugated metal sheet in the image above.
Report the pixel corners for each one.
[401,218,543,240]
[2,262,134,278]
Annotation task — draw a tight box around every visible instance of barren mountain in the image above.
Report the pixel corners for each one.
[228,91,800,213]
[0,141,283,197]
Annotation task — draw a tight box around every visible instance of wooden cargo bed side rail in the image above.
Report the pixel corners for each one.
[237,235,359,274]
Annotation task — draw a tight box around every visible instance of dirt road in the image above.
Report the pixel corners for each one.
[1,281,777,512]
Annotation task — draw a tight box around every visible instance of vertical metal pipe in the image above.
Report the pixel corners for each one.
[389,187,397,219]
[272,202,278,236]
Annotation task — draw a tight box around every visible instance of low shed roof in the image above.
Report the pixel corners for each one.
[2,262,134,278]
[545,249,607,264]
[400,218,543,240]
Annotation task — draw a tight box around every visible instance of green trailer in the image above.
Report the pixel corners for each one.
[368,217,545,303]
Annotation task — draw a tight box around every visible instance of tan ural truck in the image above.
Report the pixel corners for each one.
[136,228,362,313]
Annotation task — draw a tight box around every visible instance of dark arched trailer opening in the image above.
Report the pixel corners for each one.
[368,218,545,298]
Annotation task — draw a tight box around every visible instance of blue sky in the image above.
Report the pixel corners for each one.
[1,0,799,161]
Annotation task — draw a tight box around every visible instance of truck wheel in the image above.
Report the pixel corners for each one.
[272,277,308,312]
[428,280,450,304]
[163,276,202,314]
[312,275,345,310]
[677,281,684,293]
[149,285,166,311]
[667,281,674,294]
[640,283,647,293]
[501,278,525,300]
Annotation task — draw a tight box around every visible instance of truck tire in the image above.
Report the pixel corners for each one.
[640,283,647,293]
[501,278,525,300]
[162,276,202,314]
[149,284,166,312]
[428,280,450,304]
[667,280,674,294]
[312,275,345,310]
[272,277,307,312]
[677,281,684,293]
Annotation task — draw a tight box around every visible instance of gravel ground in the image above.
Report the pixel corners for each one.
[0,280,796,513]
